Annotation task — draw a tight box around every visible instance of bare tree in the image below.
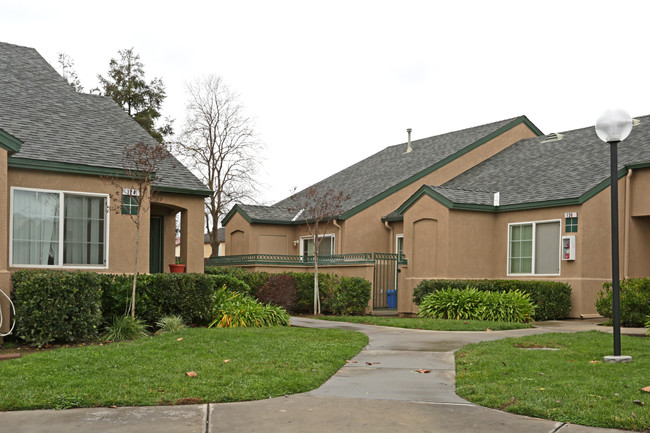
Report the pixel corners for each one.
[291,186,350,314]
[175,75,262,256]
[57,53,84,92]
[103,141,170,317]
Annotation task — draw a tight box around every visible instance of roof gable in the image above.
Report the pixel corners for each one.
[0,42,210,196]
[225,115,541,225]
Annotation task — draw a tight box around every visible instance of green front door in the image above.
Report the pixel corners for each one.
[149,216,164,273]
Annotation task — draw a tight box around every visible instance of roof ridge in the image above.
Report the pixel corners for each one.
[430,185,497,194]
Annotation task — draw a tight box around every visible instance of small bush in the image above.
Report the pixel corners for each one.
[210,288,290,328]
[156,315,186,333]
[325,277,371,315]
[596,279,650,327]
[11,270,103,347]
[102,315,149,342]
[418,287,535,323]
[256,274,297,311]
[413,279,570,321]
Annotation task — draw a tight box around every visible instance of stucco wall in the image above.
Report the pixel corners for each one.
[7,168,205,275]
[398,176,635,318]
[0,148,10,334]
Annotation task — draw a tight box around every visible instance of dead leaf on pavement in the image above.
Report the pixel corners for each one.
[486,328,493,332]
[345,360,357,364]
[414,369,431,374]
[185,371,198,378]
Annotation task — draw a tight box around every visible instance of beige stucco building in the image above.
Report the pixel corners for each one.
[218,114,650,318]
[0,42,210,335]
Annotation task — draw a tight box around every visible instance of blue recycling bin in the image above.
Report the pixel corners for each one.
[386,289,396,309]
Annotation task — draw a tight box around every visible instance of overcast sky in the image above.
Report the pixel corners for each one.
[3,1,650,205]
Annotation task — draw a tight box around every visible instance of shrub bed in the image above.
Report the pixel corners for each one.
[596,278,650,327]
[418,287,535,323]
[11,270,103,347]
[100,273,217,327]
[413,279,571,321]
[210,288,290,327]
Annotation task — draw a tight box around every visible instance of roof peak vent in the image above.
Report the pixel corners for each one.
[403,128,412,154]
[541,132,564,143]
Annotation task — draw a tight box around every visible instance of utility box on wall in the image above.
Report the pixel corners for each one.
[562,235,576,261]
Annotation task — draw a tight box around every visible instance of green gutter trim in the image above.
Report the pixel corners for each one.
[0,129,23,154]
[155,185,212,197]
[391,168,630,215]
[340,116,543,220]
[9,157,132,177]
[9,157,211,196]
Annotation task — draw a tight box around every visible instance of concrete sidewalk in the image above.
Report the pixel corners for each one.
[0,318,634,433]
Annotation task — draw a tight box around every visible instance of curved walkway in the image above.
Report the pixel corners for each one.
[0,319,631,433]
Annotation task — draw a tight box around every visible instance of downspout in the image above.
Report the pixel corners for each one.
[624,169,633,279]
[384,220,394,253]
[332,219,342,253]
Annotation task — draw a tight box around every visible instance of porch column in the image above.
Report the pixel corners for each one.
[0,148,11,335]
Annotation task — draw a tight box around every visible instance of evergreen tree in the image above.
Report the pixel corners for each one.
[97,48,173,143]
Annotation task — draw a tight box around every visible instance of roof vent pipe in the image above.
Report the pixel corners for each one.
[404,128,412,154]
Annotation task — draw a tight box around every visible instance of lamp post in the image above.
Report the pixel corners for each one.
[595,109,633,363]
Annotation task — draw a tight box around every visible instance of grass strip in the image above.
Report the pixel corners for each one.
[319,315,532,331]
[0,327,367,411]
[456,331,650,431]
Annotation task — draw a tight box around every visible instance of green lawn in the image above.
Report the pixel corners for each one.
[319,315,533,331]
[0,327,367,411]
[456,331,650,431]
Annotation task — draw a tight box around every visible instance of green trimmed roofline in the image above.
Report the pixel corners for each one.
[223,115,543,226]
[0,129,23,154]
[8,157,212,197]
[387,166,631,218]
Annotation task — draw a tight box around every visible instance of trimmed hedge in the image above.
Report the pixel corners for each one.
[11,270,103,347]
[418,287,535,323]
[204,267,372,315]
[325,277,371,315]
[413,279,571,321]
[596,278,650,327]
[100,273,218,327]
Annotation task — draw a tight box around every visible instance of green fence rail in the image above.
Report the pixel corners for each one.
[206,253,375,267]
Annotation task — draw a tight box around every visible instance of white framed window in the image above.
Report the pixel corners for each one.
[396,234,404,258]
[507,219,560,275]
[10,187,109,268]
[300,234,335,257]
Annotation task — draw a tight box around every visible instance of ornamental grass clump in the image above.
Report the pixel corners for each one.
[155,315,186,333]
[210,287,290,328]
[103,315,149,342]
[418,287,535,323]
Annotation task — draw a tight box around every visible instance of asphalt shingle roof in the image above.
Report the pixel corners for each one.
[439,115,650,207]
[0,42,209,194]
[234,116,529,222]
